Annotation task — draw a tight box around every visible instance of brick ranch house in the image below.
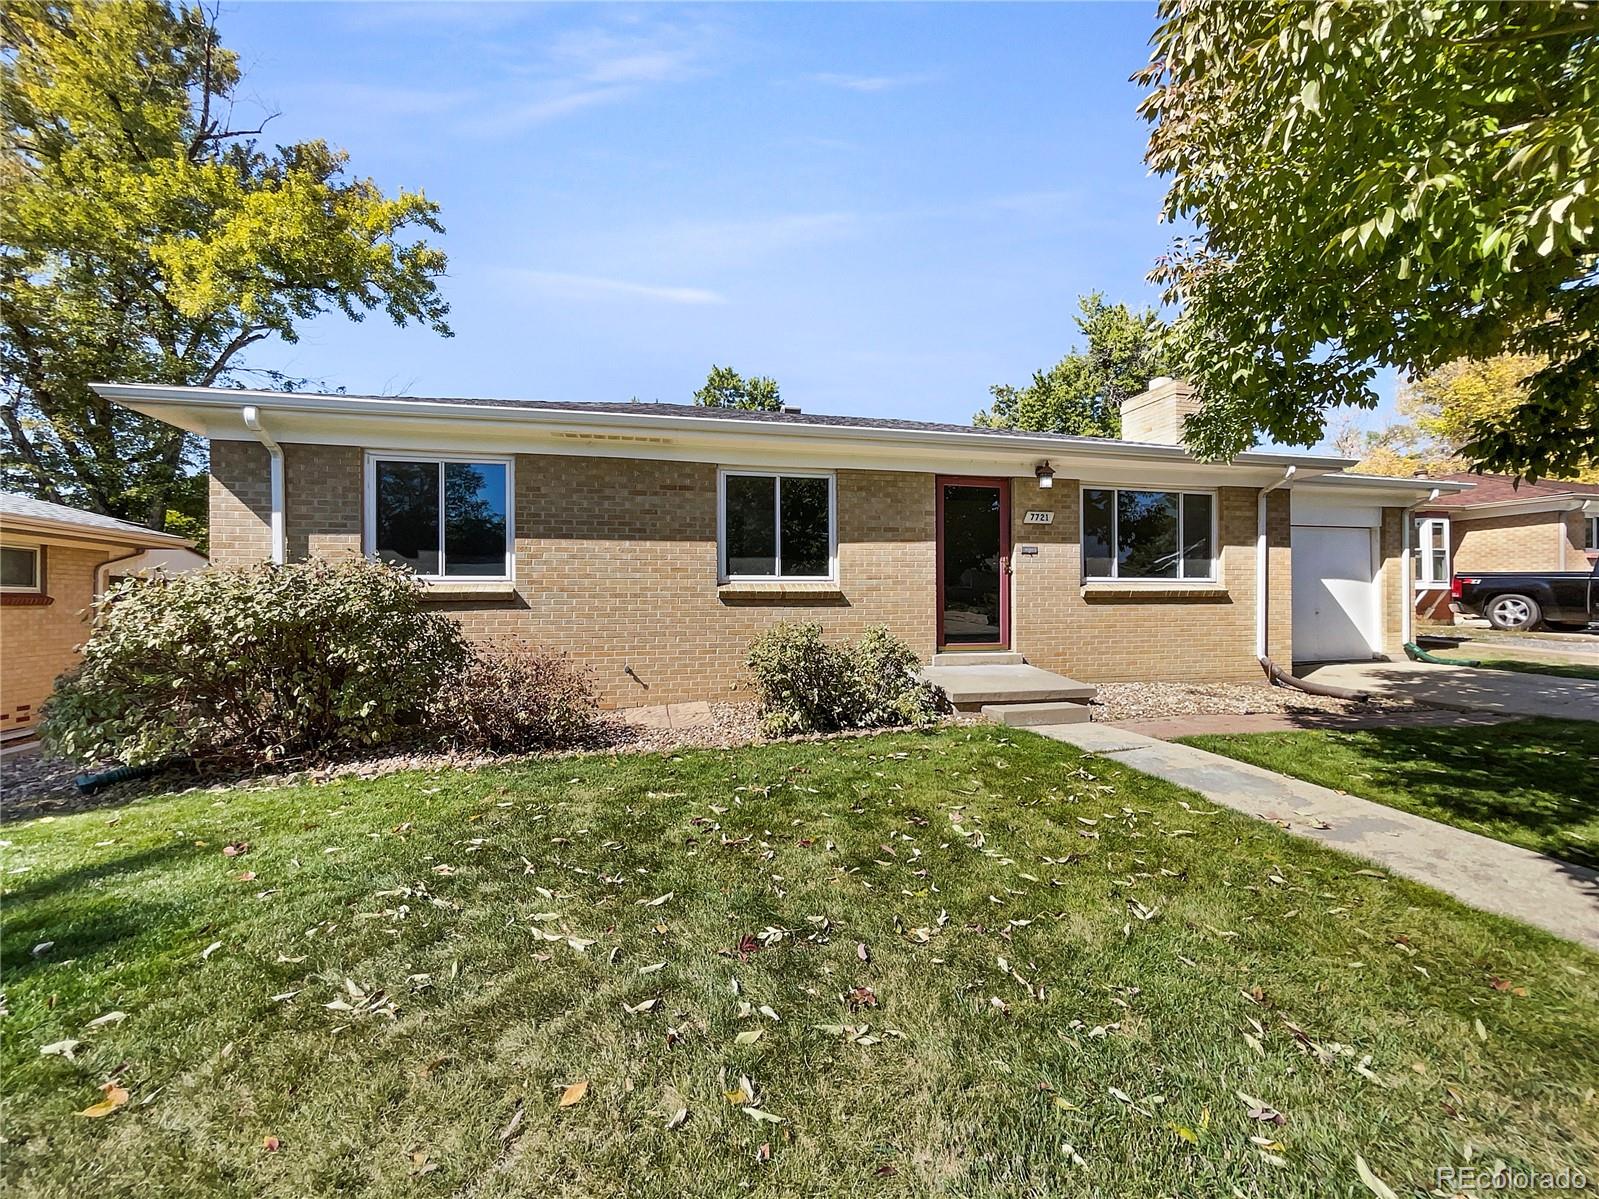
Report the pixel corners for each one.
[1411,472,1599,623]
[95,378,1461,709]
[1,493,200,742]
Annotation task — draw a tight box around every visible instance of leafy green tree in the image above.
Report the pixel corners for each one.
[1,0,450,530]
[974,293,1168,437]
[693,364,782,411]
[1138,2,1599,479]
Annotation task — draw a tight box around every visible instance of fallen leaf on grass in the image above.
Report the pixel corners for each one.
[665,1107,689,1131]
[222,842,249,857]
[78,1082,129,1118]
[734,1029,764,1046]
[558,1080,588,1108]
[742,1106,782,1124]
[85,1010,128,1029]
[1355,1154,1399,1199]
[40,1039,81,1060]
[262,1136,281,1152]
[636,893,674,907]
[1474,1017,1488,1041]
[638,962,666,975]
[201,941,223,960]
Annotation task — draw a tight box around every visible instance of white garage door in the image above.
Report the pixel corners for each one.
[1292,525,1380,662]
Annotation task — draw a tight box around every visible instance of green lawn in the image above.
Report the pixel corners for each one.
[1468,657,1599,682]
[1181,718,1599,870]
[4,727,1596,1198]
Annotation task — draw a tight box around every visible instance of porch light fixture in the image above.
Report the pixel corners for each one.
[1034,461,1054,489]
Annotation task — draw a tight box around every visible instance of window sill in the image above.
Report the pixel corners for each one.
[718,581,845,602]
[417,580,517,600]
[1080,581,1228,600]
[0,592,52,607]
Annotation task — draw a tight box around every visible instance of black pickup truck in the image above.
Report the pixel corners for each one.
[1452,560,1598,631]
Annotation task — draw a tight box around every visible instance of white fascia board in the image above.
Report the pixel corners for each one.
[94,382,1352,485]
[1448,495,1594,521]
[0,515,189,551]
[1295,473,1474,506]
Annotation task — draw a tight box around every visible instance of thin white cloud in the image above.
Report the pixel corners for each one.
[806,71,939,93]
[502,270,727,306]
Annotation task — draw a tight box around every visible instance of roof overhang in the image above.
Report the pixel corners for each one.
[94,383,1358,490]
[0,512,191,552]
[1290,472,1474,506]
[1440,494,1599,521]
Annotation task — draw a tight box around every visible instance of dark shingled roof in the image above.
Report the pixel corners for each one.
[1425,471,1599,508]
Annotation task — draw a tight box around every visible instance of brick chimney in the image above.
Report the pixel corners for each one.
[1119,377,1200,446]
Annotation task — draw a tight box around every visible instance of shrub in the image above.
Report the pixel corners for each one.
[746,622,947,736]
[431,643,599,753]
[40,557,468,768]
[850,625,948,729]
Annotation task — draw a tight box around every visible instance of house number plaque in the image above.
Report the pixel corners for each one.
[1022,510,1054,525]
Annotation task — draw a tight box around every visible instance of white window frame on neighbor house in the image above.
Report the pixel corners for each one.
[1587,514,1598,551]
[1078,485,1220,583]
[1414,516,1452,587]
[0,543,42,593]
[716,468,838,583]
[362,450,516,581]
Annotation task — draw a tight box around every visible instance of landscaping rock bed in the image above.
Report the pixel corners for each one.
[1087,680,1425,723]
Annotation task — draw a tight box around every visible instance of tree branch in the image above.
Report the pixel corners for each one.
[0,401,66,504]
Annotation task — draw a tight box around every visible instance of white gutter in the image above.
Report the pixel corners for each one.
[1255,465,1297,659]
[1398,487,1441,647]
[241,405,286,565]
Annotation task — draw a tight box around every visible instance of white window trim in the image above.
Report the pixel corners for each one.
[716,468,837,584]
[1586,515,1598,551]
[1414,515,1451,588]
[362,450,516,582]
[0,543,42,593]
[1078,485,1220,583]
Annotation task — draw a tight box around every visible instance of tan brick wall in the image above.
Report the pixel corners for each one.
[1,545,106,736]
[209,439,273,565]
[1378,508,1407,653]
[1451,510,1574,574]
[206,443,1321,704]
[1007,484,1286,683]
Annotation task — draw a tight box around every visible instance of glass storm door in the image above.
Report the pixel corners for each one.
[937,478,1010,648]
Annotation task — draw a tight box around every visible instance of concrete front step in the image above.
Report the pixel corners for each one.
[981,701,1092,727]
[920,662,1098,708]
[930,650,1025,667]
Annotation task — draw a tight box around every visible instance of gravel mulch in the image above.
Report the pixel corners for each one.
[1,702,964,822]
[1087,681,1427,723]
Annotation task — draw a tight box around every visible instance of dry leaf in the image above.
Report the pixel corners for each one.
[262,1135,281,1152]
[665,1107,689,1130]
[85,1011,128,1029]
[201,941,223,960]
[78,1082,129,1118]
[558,1080,589,1108]
[734,1029,764,1046]
[40,1039,81,1060]
[1355,1154,1399,1199]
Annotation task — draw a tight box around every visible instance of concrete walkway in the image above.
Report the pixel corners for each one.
[1032,722,1599,950]
[1302,661,1599,722]
[1114,709,1510,741]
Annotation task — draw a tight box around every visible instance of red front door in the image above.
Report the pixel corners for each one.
[935,477,1010,650]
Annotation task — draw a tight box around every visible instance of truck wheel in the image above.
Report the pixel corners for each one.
[1487,594,1542,631]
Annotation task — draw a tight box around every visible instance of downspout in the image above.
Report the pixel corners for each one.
[1398,487,1441,648]
[241,406,286,565]
[93,545,145,596]
[1255,466,1296,659]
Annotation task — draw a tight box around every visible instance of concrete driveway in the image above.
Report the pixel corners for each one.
[1302,660,1599,722]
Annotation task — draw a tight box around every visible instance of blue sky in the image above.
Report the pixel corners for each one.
[220,2,1385,444]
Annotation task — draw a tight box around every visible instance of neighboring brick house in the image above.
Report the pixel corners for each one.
[0,494,200,742]
[95,378,1458,708]
[1410,473,1599,623]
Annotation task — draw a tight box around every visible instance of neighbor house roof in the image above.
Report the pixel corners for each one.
[1423,472,1599,512]
[0,492,192,549]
